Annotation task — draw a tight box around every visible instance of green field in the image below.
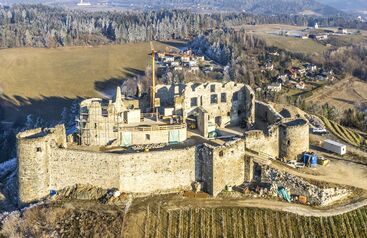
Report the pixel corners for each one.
[256,34,327,56]
[320,116,366,147]
[0,41,176,121]
[142,206,367,237]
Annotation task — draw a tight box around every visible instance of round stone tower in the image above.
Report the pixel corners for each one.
[279,119,309,160]
[17,125,66,206]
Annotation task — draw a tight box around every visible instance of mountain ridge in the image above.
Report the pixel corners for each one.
[0,0,346,16]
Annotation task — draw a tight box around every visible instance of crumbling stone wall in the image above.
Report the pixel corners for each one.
[244,127,280,158]
[254,101,283,131]
[197,107,209,138]
[80,99,117,146]
[243,85,255,127]
[156,82,255,128]
[182,82,246,127]
[201,140,246,196]
[17,126,195,206]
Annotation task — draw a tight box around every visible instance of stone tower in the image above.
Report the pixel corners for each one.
[279,119,309,160]
[17,125,66,206]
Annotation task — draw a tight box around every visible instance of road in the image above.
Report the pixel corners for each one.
[165,196,367,217]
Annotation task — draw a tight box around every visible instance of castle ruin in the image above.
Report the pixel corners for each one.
[17,82,309,206]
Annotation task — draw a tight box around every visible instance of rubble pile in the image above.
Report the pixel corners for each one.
[263,167,350,206]
[305,114,324,128]
[129,143,167,151]
[55,184,108,201]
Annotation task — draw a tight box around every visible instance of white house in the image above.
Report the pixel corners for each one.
[267,83,282,92]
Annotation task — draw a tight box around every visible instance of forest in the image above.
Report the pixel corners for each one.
[0,4,366,48]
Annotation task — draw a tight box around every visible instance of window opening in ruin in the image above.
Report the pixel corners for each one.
[210,84,216,92]
[210,94,218,104]
[36,147,42,152]
[215,116,222,126]
[227,112,230,116]
[287,140,290,146]
[221,93,227,103]
[191,97,198,107]
[94,123,97,129]
[233,92,239,101]
[219,151,224,157]
[146,134,151,140]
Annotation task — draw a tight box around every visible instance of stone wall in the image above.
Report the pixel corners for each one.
[156,82,255,128]
[17,125,195,205]
[122,126,187,145]
[279,119,309,160]
[244,127,280,158]
[49,146,195,194]
[17,125,67,205]
[201,140,246,196]
[254,101,283,131]
[197,107,209,138]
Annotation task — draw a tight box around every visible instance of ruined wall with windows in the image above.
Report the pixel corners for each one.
[156,82,255,128]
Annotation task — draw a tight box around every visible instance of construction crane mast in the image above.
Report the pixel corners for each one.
[150,41,156,112]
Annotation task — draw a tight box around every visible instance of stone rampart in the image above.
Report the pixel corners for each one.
[201,139,246,196]
[17,125,195,205]
[244,127,280,158]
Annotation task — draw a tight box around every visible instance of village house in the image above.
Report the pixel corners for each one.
[338,27,348,34]
[267,83,282,92]
[295,82,305,90]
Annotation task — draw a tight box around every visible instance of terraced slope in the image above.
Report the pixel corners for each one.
[320,116,366,147]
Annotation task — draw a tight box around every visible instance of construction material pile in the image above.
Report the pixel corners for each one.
[263,167,350,206]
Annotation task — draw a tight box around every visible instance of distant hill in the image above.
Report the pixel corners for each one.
[115,0,344,15]
[318,0,367,16]
[0,0,345,16]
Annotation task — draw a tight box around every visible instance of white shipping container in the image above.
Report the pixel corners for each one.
[323,139,346,155]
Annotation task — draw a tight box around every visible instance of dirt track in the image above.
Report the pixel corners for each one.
[164,196,367,217]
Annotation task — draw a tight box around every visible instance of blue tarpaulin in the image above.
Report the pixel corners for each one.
[277,187,291,202]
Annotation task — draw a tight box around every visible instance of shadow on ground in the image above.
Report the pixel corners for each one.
[0,94,84,125]
[94,67,145,97]
[0,67,146,124]
[157,40,188,50]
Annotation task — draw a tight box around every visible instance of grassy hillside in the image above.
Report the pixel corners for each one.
[257,34,327,56]
[0,41,176,121]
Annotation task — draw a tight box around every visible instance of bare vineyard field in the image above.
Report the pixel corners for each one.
[320,116,366,147]
[138,206,367,238]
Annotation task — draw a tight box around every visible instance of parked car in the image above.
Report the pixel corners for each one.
[312,127,328,135]
[286,160,305,169]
